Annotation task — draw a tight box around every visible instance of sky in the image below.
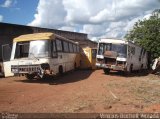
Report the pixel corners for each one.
[0,0,160,41]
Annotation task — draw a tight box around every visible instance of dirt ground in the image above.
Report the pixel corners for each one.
[0,69,160,113]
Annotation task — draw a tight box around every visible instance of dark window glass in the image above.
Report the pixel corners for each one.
[56,39,63,51]
[92,49,97,59]
[52,41,57,57]
[63,41,69,52]
[15,42,29,59]
[73,44,77,53]
[69,43,73,53]
[76,45,80,53]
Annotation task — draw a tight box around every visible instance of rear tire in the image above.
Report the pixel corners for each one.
[139,64,143,73]
[59,66,63,76]
[74,63,77,70]
[103,68,110,74]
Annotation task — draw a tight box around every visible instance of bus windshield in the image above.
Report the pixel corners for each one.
[98,43,127,58]
[15,40,51,59]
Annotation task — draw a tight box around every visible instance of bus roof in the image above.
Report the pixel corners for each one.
[13,32,54,42]
[13,32,78,44]
[99,38,128,44]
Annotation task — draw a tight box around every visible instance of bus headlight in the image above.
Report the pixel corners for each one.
[11,68,18,73]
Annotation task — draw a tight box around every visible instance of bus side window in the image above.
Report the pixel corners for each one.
[63,41,69,52]
[69,43,73,53]
[132,47,135,55]
[73,44,77,53]
[98,43,104,55]
[52,41,57,58]
[56,39,63,52]
[76,45,80,53]
[92,49,97,59]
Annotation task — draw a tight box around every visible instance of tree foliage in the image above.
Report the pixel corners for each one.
[125,9,160,59]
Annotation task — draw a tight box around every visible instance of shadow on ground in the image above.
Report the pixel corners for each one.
[15,70,94,85]
[103,70,150,77]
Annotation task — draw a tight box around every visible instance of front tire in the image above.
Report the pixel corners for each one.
[59,66,63,76]
[129,64,133,73]
[25,74,35,80]
[103,68,110,74]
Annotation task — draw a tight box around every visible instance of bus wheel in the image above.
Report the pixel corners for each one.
[74,63,77,70]
[139,64,143,73]
[25,74,35,80]
[59,66,63,76]
[103,68,110,74]
[129,64,133,73]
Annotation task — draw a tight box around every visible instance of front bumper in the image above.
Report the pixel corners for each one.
[11,65,41,74]
[96,63,126,71]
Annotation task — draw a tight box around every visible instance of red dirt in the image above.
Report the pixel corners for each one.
[0,70,160,113]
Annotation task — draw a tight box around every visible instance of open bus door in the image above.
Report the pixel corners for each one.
[80,47,97,70]
[2,44,14,77]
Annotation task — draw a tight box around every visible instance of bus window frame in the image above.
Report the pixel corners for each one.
[52,40,58,58]
[92,49,97,59]
[69,43,74,53]
[15,41,30,59]
[73,44,77,53]
[76,45,80,53]
[56,38,63,52]
[63,40,69,53]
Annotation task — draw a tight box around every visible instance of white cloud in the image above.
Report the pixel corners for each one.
[59,26,75,32]
[0,15,3,22]
[1,0,13,8]
[28,0,160,41]
[29,0,67,29]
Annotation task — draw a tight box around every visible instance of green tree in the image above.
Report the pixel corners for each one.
[125,9,160,59]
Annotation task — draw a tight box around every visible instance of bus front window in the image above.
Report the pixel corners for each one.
[14,40,51,59]
[29,40,51,58]
[111,44,127,58]
[98,43,127,58]
[98,43,111,55]
[15,42,29,59]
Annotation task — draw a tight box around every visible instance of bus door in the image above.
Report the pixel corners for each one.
[2,44,14,77]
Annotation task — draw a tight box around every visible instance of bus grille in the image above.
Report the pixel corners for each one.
[104,58,116,65]
[11,65,40,73]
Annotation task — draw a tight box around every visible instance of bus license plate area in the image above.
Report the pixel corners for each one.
[111,65,124,71]
[111,65,115,69]
[11,65,40,74]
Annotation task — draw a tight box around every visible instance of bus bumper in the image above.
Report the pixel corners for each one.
[96,63,126,71]
[11,64,56,78]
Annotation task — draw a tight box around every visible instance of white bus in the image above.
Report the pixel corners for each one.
[10,32,80,80]
[96,38,148,74]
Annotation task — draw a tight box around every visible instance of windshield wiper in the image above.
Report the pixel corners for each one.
[29,53,39,61]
